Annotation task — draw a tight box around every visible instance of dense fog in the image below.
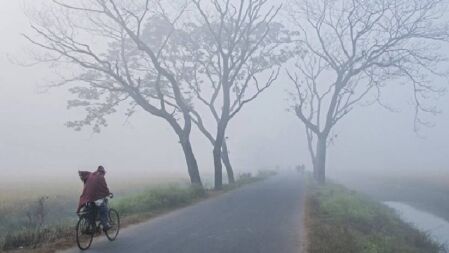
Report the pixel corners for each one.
[0,0,448,185]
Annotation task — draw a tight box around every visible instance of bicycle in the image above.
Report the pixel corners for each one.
[75,196,120,250]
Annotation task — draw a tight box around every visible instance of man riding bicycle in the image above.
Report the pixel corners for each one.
[77,165,113,231]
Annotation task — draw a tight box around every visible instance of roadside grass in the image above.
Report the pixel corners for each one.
[1,171,274,252]
[304,176,446,253]
[333,171,449,223]
[111,184,206,216]
[1,222,74,252]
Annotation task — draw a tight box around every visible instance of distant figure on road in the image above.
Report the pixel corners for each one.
[77,165,112,231]
[296,164,305,174]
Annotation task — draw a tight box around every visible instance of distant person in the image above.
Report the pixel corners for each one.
[296,164,305,174]
[77,165,113,231]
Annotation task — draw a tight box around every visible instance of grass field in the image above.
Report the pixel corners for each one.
[0,176,188,235]
[304,176,445,253]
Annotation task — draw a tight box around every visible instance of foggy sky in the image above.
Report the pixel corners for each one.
[1,0,449,183]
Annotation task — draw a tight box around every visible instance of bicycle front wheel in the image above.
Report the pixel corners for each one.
[76,216,94,250]
[105,208,120,241]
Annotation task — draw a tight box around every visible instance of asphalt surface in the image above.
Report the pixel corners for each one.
[60,172,305,253]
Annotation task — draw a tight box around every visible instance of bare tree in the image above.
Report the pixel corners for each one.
[24,0,203,187]
[288,0,448,183]
[188,0,293,189]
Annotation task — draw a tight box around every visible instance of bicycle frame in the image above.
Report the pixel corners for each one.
[78,201,107,232]
[76,197,119,250]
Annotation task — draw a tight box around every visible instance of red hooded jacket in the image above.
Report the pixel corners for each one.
[77,170,111,213]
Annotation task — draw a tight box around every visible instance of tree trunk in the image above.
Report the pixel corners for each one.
[213,142,223,189]
[314,135,327,184]
[215,59,230,190]
[213,124,226,190]
[180,138,203,187]
[221,141,235,184]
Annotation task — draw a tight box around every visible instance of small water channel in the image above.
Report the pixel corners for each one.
[384,201,449,247]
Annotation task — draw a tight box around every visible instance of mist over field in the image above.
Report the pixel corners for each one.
[0,0,447,187]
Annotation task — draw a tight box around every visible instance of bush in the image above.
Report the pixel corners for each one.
[238,172,252,179]
[256,169,277,178]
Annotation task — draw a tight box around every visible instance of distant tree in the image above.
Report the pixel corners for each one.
[287,0,448,183]
[24,1,203,187]
[187,0,293,189]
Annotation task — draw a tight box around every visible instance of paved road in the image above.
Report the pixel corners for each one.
[60,172,305,253]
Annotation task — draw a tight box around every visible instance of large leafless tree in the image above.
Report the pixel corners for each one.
[288,0,448,183]
[188,0,293,189]
[25,0,204,186]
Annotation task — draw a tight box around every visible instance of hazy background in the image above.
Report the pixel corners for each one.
[1,0,448,187]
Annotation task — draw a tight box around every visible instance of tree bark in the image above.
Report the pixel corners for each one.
[212,54,232,190]
[213,143,223,189]
[213,121,227,189]
[180,137,202,187]
[221,141,235,184]
[314,134,327,184]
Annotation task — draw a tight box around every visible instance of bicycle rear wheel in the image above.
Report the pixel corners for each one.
[105,208,120,241]
[76,216,94,250]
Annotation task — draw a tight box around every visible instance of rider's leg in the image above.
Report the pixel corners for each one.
[86,203,96,233]
[98,201,111,230]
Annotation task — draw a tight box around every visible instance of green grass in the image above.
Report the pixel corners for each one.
[334,172,449,223]
[112,184,206,216]
[305,177,445,253]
